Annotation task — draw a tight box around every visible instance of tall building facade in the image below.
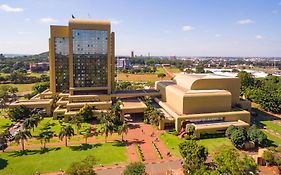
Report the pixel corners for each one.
[49,19,115,95]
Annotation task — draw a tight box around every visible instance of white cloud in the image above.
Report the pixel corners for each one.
[40,18,58,23]
[0,4,23,12]
[182,25,194,32]
[24,18,31,21]
[215,34,222,37]
[237,19,255,25]
[256,35,264,40]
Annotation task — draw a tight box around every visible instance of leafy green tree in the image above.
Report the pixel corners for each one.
[78,104,93,122]
[247,125,267,147]
[15,130,32,151]
[195,65,205,73]
[230,127,248,149]
[184,68,194,74]
[237,71,255,88]
[66,155,96,175]
[213,146,258,175]
[124,162,146,175]
[0,130,9,152]
[8,106,30,121]
[59,125,75,147]
[185,124,195,135]
[179,140,208,175]
[32,82,49,93]
[225,125,238,138]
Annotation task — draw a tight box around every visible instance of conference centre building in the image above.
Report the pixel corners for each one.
[10,19,251,138]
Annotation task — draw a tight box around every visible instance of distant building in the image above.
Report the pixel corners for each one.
[131,51,134,58]
[116,57,132,69]
[30,62,49,72]
[0,54,4,59]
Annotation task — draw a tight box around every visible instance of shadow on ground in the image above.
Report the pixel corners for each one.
[8,147,61,157]
[0,158,8,170]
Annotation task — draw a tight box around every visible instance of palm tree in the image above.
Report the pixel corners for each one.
[59,125,75,146]
[15,130,32,151]
[118,121,128,141]
[82,127,91,144]
[98,112,114,143]
[71,115,83,134]
[23,114,41,131]
[38,130,54,148]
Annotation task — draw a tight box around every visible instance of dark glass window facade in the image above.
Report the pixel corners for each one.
[55,37,69,92]
[72,29,108,88]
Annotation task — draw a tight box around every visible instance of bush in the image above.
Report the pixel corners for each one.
[231,128,248,149]
[262,150,275,166]
[8,106,30,121]
[248,125,267,147]
[124,162,146,175]
[66,155,96,175]
[185,124,195,135]
[225,125,238,138]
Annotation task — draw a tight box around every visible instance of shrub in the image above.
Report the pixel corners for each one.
[262,150,275,166]
[231,128,247,149]
[185,124,195,135]
[248,125,267,147]
[124,162,146,175]
[66,155,96,175]
[225,125,238,138]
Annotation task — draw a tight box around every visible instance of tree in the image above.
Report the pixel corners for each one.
[81,127,92,144]
[124,162,146,175]
[0,130,9,152]
[71,115,84,134]
[15,130,32,151]
[237,71,255,88]
[213,146,257,175]
[225,125,238,138]
[230,127,248,149]
[23,114,41,131]
[78,104,93,122]
[32,82,49,93]
[59,125,75,147]
[8,106,30,121]
[195,65,205,73]
[118,121,128,141]
[179,140,208,175]
[66,155,96,175]
[38,122,54,148]
[157,73,166,79]
[97,112,114,142]
[248,125,267,147]
[185,124,195,135]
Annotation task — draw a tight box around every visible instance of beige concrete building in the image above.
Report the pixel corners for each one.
[10,19,251,138]
[155,73,251,137]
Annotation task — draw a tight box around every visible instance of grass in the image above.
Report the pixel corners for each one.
[31,118,91,137]
[263,131,281,146]
[0,109,7,116]
[260,120,281,135]
[5,83,35,94]
[0,117,15,134]
[160,132,234,157]
[0,141,128,175]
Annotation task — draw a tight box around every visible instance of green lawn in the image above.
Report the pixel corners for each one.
[261,120,281,135]
[160,132,233,157]
[31,118,91,136]
[0,117,14,134]
[264,131,281,146]
[0,141,128,175]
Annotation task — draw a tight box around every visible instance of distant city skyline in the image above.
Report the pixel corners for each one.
[0,0,281,57]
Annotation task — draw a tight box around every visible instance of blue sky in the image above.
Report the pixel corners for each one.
[0,0,281,57]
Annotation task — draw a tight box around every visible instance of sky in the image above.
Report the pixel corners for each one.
[0,0,281,57]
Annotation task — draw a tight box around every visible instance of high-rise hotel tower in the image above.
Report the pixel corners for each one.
[49,19,115,95]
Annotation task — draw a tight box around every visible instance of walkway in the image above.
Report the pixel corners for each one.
[124,121,174,163]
